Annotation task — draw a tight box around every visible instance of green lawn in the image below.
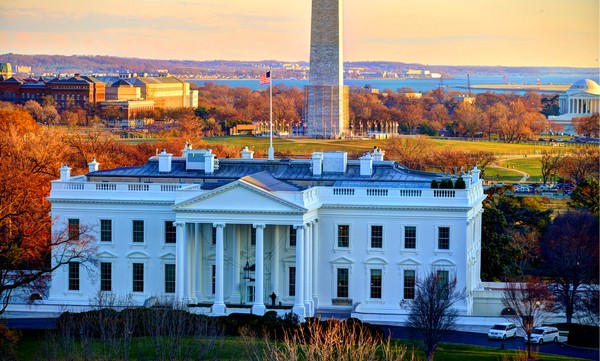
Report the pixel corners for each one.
[15,332,589,361]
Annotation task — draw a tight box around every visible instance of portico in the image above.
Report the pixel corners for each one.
[172,177,317,318]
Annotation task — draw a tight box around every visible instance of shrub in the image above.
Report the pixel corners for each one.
[563,323,599,348]
[439,179,454,189]
[454,177,466,189]
[431,179,439,188]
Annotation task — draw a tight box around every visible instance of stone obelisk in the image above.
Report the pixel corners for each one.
[305,0,349,139]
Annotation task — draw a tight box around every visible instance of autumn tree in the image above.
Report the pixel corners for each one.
[541,210,599,323]
[574,113,600,137]
[408,271,465,361]
[453,101,482,138]
[502,278,553,359]
[559,147,600,185]
[385,137,433,170]
[0,106,96,313]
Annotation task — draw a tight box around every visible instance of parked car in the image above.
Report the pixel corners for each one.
[515,186,532,193]
[488,322,518,340]
[524,326,559,344]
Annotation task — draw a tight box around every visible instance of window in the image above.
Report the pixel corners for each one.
[370,225,383,248]
[370,269,382,299]
[68,218,80,241]
[132,220,144,243]
[337,268,349,298]
[250,227,256,246]
[68,262,80,291]
[289,227,297,247]
[404,226,416,249]
[132,263,144,292]
[165,264,175,293]
[403,270,415,300]
[247,285,255,303]
[337,225,349,248]
[438,227,450,250]
[437,270,449,299]
[165,221,176,244]
[211,265,216,294]
[100,220,112,242]
[288,267,296,296]
[212,227,217,246]
[100,262,112,291]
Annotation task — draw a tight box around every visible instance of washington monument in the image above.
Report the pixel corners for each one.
[305,0,349,138]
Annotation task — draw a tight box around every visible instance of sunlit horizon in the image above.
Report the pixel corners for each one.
[0,0,598,68]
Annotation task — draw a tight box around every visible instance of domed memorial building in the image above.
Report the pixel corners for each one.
[551,79,600,131]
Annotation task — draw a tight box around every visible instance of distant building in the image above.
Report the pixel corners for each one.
[98,75,195,109]
[100,99,155,128]
[550,79,600,132]
[15,65,32,74]
[0,74,106,109]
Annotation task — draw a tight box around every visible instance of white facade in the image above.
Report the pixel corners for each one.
[551,79,600,132]
[48,146,485,321]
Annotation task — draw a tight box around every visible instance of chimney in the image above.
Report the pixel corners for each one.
[471,165,480,184]
[204,149,215,174]
[60,164,71,181]
[241,146,254,159]
[372,146,385,161]
[158,149,172,173]
[88,158,100,173]
[311,152,323,176]
[359,152,373,177]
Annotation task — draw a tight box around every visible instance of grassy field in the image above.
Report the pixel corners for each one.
[15,332,588,361]
[202,136,571,156]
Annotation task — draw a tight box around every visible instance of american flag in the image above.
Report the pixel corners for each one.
[260,71,271,85]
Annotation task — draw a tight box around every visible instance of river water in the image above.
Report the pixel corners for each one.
[188,74,599,94]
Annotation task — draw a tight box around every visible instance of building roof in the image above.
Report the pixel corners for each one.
[87,155,442,189]
[569,79,600,96]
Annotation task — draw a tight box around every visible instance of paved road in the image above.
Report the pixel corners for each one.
[381,326,599,361]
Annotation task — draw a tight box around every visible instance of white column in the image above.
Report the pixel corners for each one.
[212,223,226,315]
[271,226,280,301]
[252,224,266,315]
[311,219,319,310]
[175,222,188,302]
[292,224,306,319]
[304,223,312,316]
[194,223,203,302]
[188,224,196,303]
[230,225,241,303]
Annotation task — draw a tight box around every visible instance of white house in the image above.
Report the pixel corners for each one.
[47,144,485,322]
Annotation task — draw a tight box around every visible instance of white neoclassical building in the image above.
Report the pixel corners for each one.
[47,145,485,322]
[551,78,600,132]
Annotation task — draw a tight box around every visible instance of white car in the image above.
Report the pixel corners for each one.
[524,326,559,344]
[488,323,518,340]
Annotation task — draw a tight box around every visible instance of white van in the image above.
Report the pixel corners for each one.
[524,326,559,344]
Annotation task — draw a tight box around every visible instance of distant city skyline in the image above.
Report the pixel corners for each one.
[0,0,597,68]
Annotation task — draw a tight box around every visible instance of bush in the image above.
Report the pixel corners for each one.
[454,177,466,189]
[561,323,599,348]
[431,179,439,188]
[439,179,454,189]
[0,321,19,361]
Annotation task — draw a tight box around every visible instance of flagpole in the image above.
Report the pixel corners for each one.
[268,66,274,160]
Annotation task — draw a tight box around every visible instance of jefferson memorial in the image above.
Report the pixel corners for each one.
[46,145,486,322]
[550,78,600,131]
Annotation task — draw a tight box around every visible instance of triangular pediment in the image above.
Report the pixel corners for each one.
[173,180,306,214]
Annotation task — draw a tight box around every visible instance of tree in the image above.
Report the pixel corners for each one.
[0,107,97,314]
[502,278,553,359]
[539,151,564,185]
[453,101,482,138]
[408,271,465,361]
[0,220,97,314]
[574,113,600,137]
[559,148,599,185]
[569,177,599,217]
[542,210,599,323]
